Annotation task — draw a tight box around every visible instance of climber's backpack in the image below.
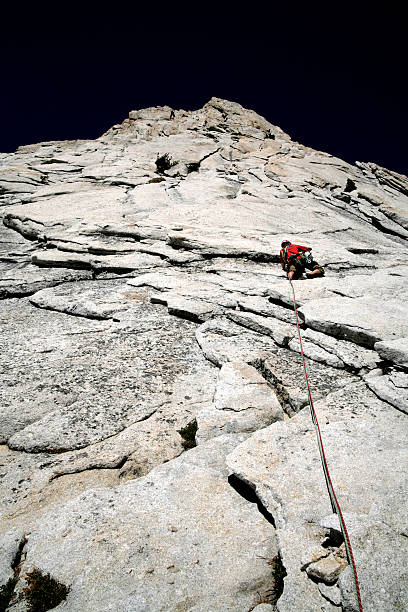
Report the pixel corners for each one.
[305,251,313,265]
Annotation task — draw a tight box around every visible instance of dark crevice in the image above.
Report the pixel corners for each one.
[322,529,344,548]
[87,227,145,242]
[167,307,204,324]
[11,537,26,571]
[253,362,296,416]
[201,252,278,263]
[228,474,276,527]
[346,247,379,255]
[0,535,26,611]
[344,179,357,193]
[168,240,279,263]
[364,381,408,415]
[155,153,177,175]
[268,295,304,321]
[250,551,287,610]
[186,148,221,173]
[371,217,408,241]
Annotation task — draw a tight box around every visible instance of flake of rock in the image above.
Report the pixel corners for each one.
[228,310,295,347]
[127,270,229,308]
[293,380,396,426]
[0,180,37,194]
[29,280,142,319]
[374,337,408,367]
[300,296,408,348]
[318,583,342,606]
[167,226,275,260]
[31,248,168,273]
[289,327,378,370]
[157,293,221,322]
[0,165,44,185]
[90,251,168,273]
[267,279,333,309]
[238,295,298,324]
[364,369,408,414]
[196,361,283,441]
[289,335,343,368]
[3,214,46,241]
[15,436,278,612]
[261,350,356,414]
[0,527,25,587]
[25,181,103,201]
[136,240,203,263]
[196,317,279,367]
[32,249,93,269]
[31,163,84,173]
[0,265,92,298]
[306,553,345,584]
[4,186,128,230]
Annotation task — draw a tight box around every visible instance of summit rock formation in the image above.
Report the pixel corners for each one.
[0,98,407,611]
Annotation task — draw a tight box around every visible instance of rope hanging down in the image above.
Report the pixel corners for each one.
[289,279,363,612]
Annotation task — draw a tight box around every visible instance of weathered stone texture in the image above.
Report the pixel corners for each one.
[1,97,407,611]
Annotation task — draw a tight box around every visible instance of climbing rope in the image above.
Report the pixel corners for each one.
[289,279,363,612]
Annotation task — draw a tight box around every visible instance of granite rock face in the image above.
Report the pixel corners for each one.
[1,97,407,611]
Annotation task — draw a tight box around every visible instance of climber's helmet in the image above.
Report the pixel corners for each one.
[281,240,291,248]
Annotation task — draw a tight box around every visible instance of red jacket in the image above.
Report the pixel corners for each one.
[280,244,310,270]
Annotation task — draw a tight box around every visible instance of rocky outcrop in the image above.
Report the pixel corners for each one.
[1,97,407,611]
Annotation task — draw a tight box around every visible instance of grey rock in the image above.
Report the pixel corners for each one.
[227,405,408,611]
[227,310,295,347]
[364,368,408,413]
[196,361,283,441]
[289,327,378,371]
[337,515,408,612]
[318,583,342,606]
[300,296,408,348]
[1,295,211,452]
[152,292,222,322]
[261,349,356,414]
[29,280,141,319]
[374,336,408,366]
[0,528,25,587]
[306,553,346,584]
[1,98,408,611]
[237,295,298,324]
[13,436,278,612]
[31,248,167,273]
[32,249,93,269]
[195,317,279,367]
[0,264,92,298]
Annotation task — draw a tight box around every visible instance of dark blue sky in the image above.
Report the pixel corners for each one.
[2,5,406,175]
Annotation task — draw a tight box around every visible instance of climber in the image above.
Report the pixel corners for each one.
[280,240,324,280]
